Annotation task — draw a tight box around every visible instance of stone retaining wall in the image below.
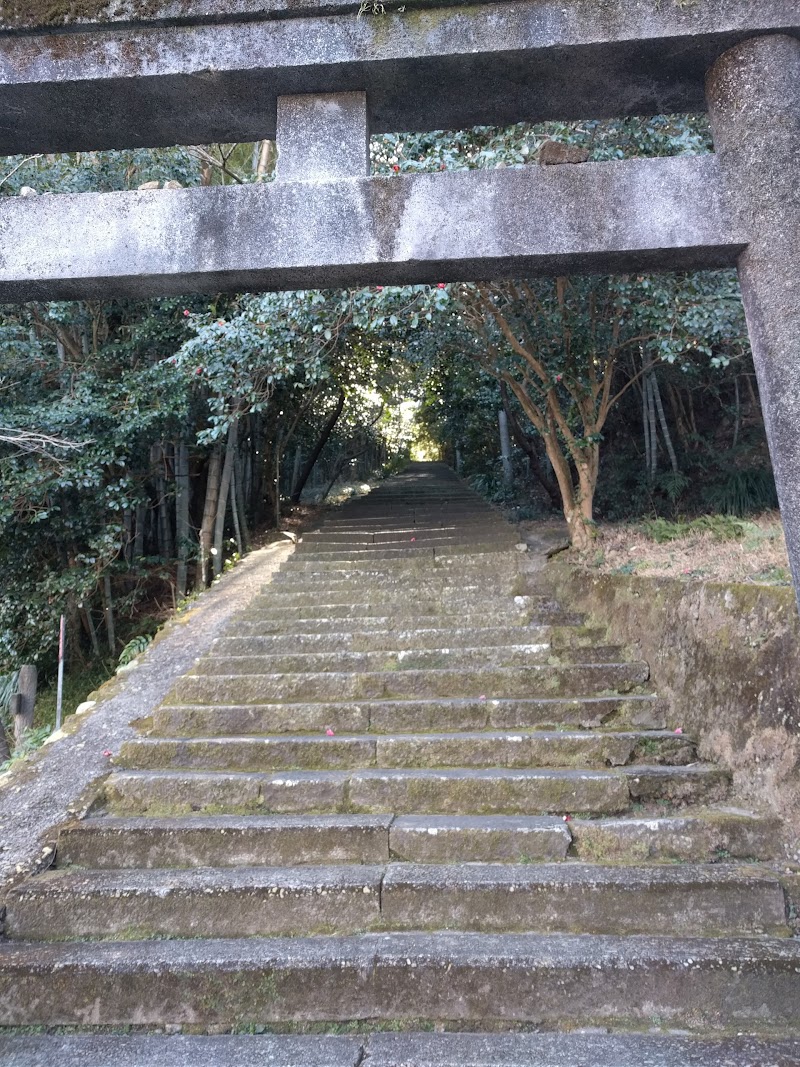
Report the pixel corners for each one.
[539,564,800,861]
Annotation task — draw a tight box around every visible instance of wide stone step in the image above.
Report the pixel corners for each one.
[118,730,693,773]
[167,663,650,705]
[150,695,667,737]
[104,764,726,817]
[296,537,520,554]
[238,597,544,622]
[1,932,798,1028]
[302,527,505,543]
[293,543,515,562]
[365,1032,800,1067]
[264,570,526,593]
[0,1034,364,1067]
[58,809,779,871]
[6,861,787,942]
[57,815,394,869]
[231,609,588,634]
[105,767,631,817]
[211,625,607,655]
[282,553,524,572]
[6,1033,800,1067]
[189,644,628,676]
[244,590,536,612]
[253,580,526,606]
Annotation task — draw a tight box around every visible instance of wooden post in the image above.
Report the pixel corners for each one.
[13,665,37,746]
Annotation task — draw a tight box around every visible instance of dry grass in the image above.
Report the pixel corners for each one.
[581,512,791,586]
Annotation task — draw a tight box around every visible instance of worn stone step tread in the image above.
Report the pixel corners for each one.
[212,625,606,654]
[233,614,588,635]
[378,861,789,936]
[4,864,386,940]
[362,1032,800,1066]
[106,765,724,817]
[7,861,788,941]
[390,814,572,861]
[188,646,628,676]
[1,932,799,1028]
[0,1033,363,1067]
[57,814,393,868]
[168,662,651,705]
[150,696,666,738]
[569,810,782,862]
[119,730,693,772]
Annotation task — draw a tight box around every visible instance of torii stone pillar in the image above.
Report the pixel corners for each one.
[706,35,800,598]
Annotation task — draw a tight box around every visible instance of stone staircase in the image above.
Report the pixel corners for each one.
[1,462,798,1065]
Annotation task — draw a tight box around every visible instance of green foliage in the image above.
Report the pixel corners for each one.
[118,634,153,667]
[0,724,52,773]
[641,515,750,543]
[705,468,779,516]
[0,669,20,739]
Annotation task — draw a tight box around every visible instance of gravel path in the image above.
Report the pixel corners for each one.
[0,541,294,901]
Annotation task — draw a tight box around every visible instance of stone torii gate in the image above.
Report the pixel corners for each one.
[1,1,799,598]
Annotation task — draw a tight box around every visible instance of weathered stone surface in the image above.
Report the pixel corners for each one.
[707,35,800,612]
[118,734,379,771]
[212,625,560,655]
[624,764,731,804]
[191,644,566,677]
[0,1033,364,1067]
[570,811,782,863]
[58,814,392,868]
[379,862,789,937]
[166,661,649,705]
[5,865,385,940]
[0,1,797,153]
[1,932,799,1028]
[275,92,369,182]
[389,815,571,863]
[0,158,743,302]
[363,1031,800,1067]
[348,767,630,815]
[539,565,800,860]
[374,730,690,769]
[105,769,349,815]
[151,702,370,736]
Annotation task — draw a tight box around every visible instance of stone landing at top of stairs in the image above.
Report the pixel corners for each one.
[1,463,797,1066]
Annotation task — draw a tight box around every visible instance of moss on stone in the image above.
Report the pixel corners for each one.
[1,0,165,29]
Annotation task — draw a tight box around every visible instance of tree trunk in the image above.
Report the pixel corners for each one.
[233,452,250,554]
[196,446,223,590]
[103,573,116,656]
[133,502,147,559]
[290,445,303,499]
[290,389,346,503]
[175,437,190,598]
[122,508,133,563]
[498,408,514,490]
[153,443,174,559]
[651,371,679,474]
[499,382,561,509]
[82,605,101,658]
[213,420,239,577]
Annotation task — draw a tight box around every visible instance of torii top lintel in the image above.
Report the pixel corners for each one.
[0,0,797,154]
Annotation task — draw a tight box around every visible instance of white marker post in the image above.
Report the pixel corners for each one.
[55,615,65,730]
